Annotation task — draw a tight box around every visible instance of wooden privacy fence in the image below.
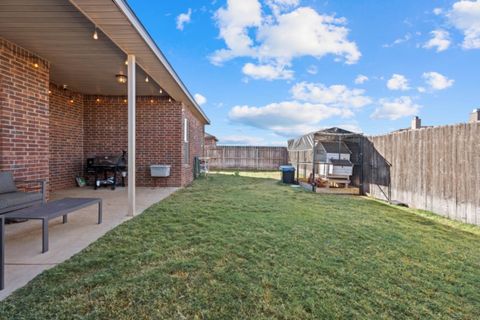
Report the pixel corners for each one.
[206,146,288,170]
[362,122,480,225]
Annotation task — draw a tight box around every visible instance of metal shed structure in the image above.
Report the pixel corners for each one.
[287,128,363,191]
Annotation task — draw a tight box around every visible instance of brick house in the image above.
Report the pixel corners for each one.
[204,132,218,155]
[0,0,209,216]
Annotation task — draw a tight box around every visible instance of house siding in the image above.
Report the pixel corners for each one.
[0,38,50,193]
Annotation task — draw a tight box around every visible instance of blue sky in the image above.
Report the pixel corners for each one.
[128,0,480,145]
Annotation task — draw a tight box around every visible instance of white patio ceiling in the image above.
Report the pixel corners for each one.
[0,0,209,123]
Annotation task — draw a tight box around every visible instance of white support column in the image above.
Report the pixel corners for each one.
[127,54,136,217]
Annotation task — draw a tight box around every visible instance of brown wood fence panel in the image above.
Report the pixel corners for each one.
[206,146,288,170]
[363,122,480,225]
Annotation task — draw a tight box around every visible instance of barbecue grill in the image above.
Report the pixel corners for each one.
[86,151,127,190]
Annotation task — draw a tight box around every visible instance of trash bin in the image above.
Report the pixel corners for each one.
[279,165,295,184]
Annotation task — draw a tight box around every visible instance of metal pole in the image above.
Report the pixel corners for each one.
[312,140,316,192]
[127,54,136,217]
[296,151,299,183]
[338,135,341,159]
[1,216,4,290]
[359,136,365,195]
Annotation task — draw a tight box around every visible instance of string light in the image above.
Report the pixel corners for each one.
[93,27,98,40]
[145,76,149,83]
[159,89,163,94]
[69,97,74,103]
[33,63,39,68]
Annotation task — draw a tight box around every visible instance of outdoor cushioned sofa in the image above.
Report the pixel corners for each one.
[0,172,46,215]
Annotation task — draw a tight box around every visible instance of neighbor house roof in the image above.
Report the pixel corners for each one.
[205,133,218,142]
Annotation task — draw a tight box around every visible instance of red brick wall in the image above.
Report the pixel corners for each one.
[49,84,84,192]
[0,38,50,188]
[182,106,204,186]
[83,96,188,187]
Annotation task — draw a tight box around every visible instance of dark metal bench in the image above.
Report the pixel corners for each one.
[1,198,102,290]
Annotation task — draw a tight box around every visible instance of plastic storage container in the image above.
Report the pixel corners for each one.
[279,165,295,184]
[150,165,171,177]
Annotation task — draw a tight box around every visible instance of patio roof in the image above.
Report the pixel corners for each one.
[0,0,209,124]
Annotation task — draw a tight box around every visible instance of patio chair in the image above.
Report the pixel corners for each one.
[0,172,46,215]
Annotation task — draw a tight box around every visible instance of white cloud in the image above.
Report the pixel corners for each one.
[354,74,369,84]
[227,80,372,136]
[433,7,443,15]
[211,1,360,79]
[211,0,262,65]
[229,101,353,136]
[266,0,300,15]
[219,134,266,145]
[194,93,207,106]
[371,96,421,120]
[417,87,426,93]
[387,74,410,91]
[257,8,360,64]
[329,123,363,134]
[291,82,372,109]
[423,29,451,52]
[242,62,293,80]
[383,33,412,48]
[422,72,454,90]
[307,65,318,75]
[448,0,480,49]
[176,9,192,31]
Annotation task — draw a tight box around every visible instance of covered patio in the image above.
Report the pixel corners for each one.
[0,0,209,297]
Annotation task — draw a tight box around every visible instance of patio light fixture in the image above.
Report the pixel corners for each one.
[145,76,149,83]
[93,27,98,40]
[116,73,127,84]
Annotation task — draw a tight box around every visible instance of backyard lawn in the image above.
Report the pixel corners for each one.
[1,174,479,319]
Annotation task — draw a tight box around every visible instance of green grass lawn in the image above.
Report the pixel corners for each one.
[1,174,479,319]
[211,170,281,180]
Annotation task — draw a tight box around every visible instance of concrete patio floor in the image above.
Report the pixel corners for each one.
[0,186,178,300]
